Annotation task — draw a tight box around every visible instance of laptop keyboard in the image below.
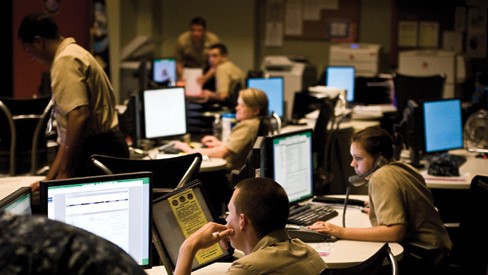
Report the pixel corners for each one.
[288,204,338,226]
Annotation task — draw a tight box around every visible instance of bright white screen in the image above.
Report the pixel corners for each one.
[326,66,355,103]
[143,87,187,139]
[247,77,284,118]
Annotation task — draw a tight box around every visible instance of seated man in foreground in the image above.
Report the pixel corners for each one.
[174,177,327,275]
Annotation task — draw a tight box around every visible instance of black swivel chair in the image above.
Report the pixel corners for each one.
[444,175,488,275]
[392,72,446,121]
[321,243,399,275]
[90,153,203,195]
[0,96,53,176]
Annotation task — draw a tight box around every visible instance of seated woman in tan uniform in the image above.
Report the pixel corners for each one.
[175,88,268,171]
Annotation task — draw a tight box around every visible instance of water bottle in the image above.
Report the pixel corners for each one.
[221,113,236,142]
[212,113,222,140]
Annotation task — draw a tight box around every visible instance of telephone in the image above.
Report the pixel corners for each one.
[348,156,388,187]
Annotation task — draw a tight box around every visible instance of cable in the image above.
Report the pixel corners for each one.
[342,185,351,228]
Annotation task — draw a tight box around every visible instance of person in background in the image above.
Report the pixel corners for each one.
[174,177,327,275]
[0,211,145,275]
[175,88,268,171]
[18,13,129,189]
[175,16,219,87]
[195,43,245,103]
[309,126,452,275]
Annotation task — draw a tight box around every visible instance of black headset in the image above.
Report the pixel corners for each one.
[348,155,388,187]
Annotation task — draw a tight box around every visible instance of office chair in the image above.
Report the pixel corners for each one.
[0,96,53,176]
[443,175,488,275]
[90,153,203,194]
[225,78,243,110]
[392,72,446,121]
[321,243,399,275]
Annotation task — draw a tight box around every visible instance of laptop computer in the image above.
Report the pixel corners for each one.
[152,180,233,275]
[263,128,338,226]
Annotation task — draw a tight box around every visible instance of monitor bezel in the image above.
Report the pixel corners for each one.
[246,76,285,119]
[39,171,153,269]
[151,57,177,86]
[422,98,464,154]
[141,87,188,140]
[0,186,32,215]
[264,128,315,204]
[324,65,356,103]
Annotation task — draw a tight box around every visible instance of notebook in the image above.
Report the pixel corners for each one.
[152,180,233,275]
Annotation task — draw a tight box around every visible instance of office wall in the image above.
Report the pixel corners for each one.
[12,1,90,99]
[158,0,256,74]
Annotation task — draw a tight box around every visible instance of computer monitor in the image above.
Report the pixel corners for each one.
[231,136,267,186]
[39,172,153,268]
[152,180,232,275]
[325,66,355,103]
[0,187,32,215]
[264,128,314,204]
[423,98,463,153]
[142,87,187,140]
[247,77,285,119]
[151,57,177,86]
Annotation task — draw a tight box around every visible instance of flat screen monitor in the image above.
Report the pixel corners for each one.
[247,77,285,118]
[325,66,355,103]
[39,172,153,269]
[423,98,463,153]
[152,180,232,275]
[0,187,32,215]
[264,128,314,205]
[152,58,177,86]
[142,87,187,140]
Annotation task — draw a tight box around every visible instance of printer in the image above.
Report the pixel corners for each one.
[329,43,382,77]
[261,56,317,121]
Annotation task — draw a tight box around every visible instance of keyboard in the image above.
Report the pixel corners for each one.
[158,142,182,154]
[288,204,338,226]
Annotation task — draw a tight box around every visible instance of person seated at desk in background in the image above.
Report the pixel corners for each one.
[175,88,269,171]
[174,177,327,275]
[309,126,452,275]
[189,43,245,103]
[0,211,145,275]
[175,16,219,88]
[18,13,129,190]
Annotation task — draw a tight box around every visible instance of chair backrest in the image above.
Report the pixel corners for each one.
[392,72,446,119]
[321,243,398,275]
[90,153,203,194]
[226,78,243,110]
[0,96,52,176]
[448,175,488,274]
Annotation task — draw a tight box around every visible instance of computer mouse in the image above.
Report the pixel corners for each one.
[287,228,337,243]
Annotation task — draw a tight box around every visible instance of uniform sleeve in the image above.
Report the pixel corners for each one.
[368,167,407,226]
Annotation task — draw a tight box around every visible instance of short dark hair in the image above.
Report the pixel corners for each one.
[209,43,228,56]
[351,126,395,160]
[234,177,289,238]
[18,12,60,43]
[190,17,207,28]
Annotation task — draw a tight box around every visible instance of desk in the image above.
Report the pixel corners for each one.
[420,149,488,190]
[145,148,227,173]
[145,195,403,274]
[0,176,43,200]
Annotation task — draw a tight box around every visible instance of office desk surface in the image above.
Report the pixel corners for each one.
[419,149,488,190]
[146,148,227,172]
[146,195,403,273]
[0,176,43,200]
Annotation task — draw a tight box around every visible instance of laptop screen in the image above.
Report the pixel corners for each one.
[247,77,285,118]
[264,129,314,204]
[152,180,232,275]
[39,172,152,269]
[0,187,32,215]
[325,66,355,103]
